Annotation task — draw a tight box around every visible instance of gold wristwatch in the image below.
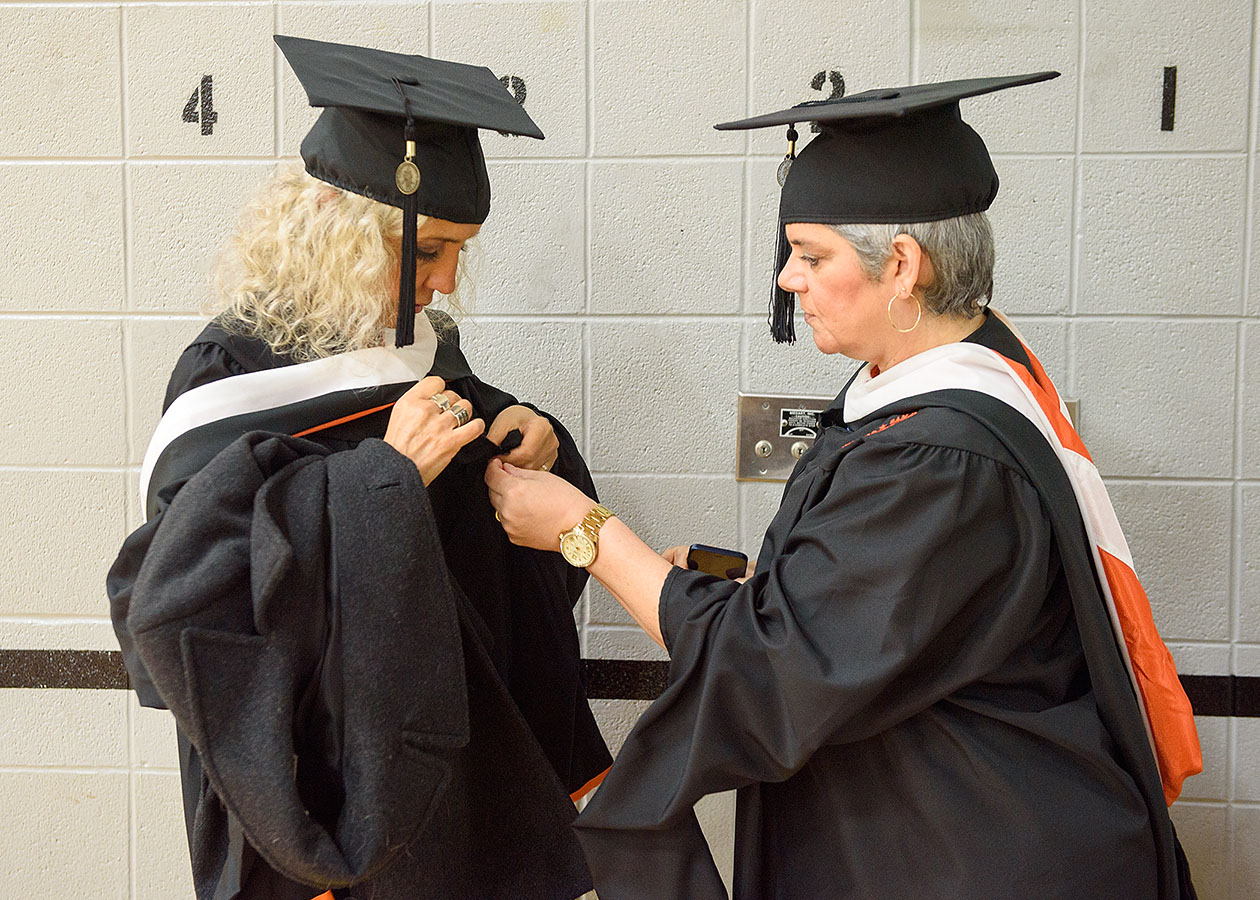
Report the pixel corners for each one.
[559,504,615,568]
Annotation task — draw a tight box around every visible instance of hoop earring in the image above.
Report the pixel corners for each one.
[887,290,922,334]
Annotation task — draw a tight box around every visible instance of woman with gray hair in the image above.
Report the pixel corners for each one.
[487,73,1201,899]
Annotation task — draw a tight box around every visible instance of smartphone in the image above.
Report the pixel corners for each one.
[687,543,749,580]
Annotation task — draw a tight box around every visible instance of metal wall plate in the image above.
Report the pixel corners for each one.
[736,393,834,482]
[737,395,1079,484]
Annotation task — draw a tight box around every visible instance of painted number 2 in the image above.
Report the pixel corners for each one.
[182,75,218,136]
[810,70,845,132]
[496,75,527,136]
[499,74,527,106]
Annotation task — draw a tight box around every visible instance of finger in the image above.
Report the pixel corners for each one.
[395,376,446,414]
[439,389,464,412]
[500,460,534,478]
[442,399,474,428]
[501,439,544,468]
[417,375,445,396]
[484,457,508,489]
[486,415,514,446]
[450,416,486,448]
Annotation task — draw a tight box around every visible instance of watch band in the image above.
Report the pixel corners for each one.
[576,504,614,541]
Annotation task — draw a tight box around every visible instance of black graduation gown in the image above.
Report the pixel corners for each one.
[108,313,611,899]
[573,315,1179,899]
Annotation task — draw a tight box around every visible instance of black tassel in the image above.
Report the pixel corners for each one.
[394,107,418,349]
[395,187,417,347]
[769,223,795,344]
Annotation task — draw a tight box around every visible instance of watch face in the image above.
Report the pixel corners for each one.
[561,531,596,567]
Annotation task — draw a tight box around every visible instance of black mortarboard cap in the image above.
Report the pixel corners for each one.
[276,34,544,346]
[716,72,1059,343]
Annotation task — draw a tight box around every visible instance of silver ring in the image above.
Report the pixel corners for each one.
[429,393,451,412]
[448,405,471,427]
[541,464,549,472]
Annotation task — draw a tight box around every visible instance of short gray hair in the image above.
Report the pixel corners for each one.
[828,212,995,318]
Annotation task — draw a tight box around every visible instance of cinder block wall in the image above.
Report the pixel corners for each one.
[0,1,1256,896]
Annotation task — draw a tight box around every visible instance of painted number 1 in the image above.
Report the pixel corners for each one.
[182,75,218,136]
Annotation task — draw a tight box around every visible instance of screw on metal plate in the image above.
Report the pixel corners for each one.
[790,441,809,459]
[754,440,774,458]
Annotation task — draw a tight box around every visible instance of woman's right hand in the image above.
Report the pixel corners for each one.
[384,375,485,485]
[660,544,692,568]
[660,544,756,581]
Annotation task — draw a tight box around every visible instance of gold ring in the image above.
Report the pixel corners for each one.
[541,464,549,471]
[448,405,471,427]
[430,393,451,412]
[494,510,501,522]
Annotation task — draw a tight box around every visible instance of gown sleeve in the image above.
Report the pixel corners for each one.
[573,435,1063,899]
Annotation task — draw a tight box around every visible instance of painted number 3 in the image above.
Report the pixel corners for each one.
[810,70,845,132]
[182,75,218,136]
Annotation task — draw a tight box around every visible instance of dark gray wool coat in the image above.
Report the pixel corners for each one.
[115,432,592,899]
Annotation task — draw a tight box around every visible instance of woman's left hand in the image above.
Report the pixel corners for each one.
[485,458,594,551]
[487,405,560,471]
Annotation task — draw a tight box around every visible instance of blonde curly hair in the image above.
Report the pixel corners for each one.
[209,164,469,360]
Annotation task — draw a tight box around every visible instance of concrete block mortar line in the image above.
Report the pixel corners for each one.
[584,0,593,162]
[741,0,750,155]
[580,312,591,666]
[582,0,593,316]
[0,312,206,320]
[1103,475,1244,486]
[1067,0,1086,351]
[0,465,136,473]
[0,615,114,625]
[909,0,918,83]
[119,3,136,493]
[1235,331,1247,651]
[1240,0,1260,321]
[0,151,1247,164]
[119,2,132,313]
[1227,799,1238,900]
[273,0,281,158]
[583,160,592,316]
[1077,150,1250,159]
[126,685,136,900]
[0,765,131,776]
[582,321,591,462]
[120,322,135,483]
[592,471,735,480]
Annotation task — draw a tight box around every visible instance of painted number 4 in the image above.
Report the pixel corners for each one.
[182,75,218,136]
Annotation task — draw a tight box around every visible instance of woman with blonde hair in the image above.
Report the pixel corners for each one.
[108,36,608,900]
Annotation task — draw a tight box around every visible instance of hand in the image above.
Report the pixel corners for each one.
[660,545,756,581]
[384,375,485,485]
[485,458,594,551]
[660,544,691,568]
[487,405,560,471]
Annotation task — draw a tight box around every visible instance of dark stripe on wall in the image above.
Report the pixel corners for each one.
[0,649,129,690]
[582,658,670,702]
[0,650,1257,716]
